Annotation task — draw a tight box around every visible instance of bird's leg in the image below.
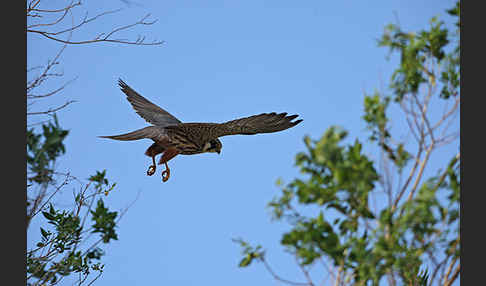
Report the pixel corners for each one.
[147,156,157,176]
[161,162,170,182]
[159,148,179,182]
[145,143,165,176]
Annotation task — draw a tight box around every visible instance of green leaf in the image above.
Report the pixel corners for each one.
[42,211,56,221]
[40,227,49,238]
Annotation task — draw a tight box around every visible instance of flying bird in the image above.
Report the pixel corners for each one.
[100,79,303,182]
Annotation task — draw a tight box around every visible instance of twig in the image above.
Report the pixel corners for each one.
[28,13,163,46]
[28,77,78,99]
[443,264,460,286]
[318,258,336,286]
[27,100,76,115]
[430,257,446,286]
[27,44,67,93]
[334,265,343,286]
[412,93,435,143]
[295,255,315,286]
[30,173,72,220]
[396,143,434,218]
[392,143,423,210]
[262,258,311,286]
[27,1,77,29]
[86,271,103,286]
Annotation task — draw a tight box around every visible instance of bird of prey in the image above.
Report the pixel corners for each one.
[100,79,303,182]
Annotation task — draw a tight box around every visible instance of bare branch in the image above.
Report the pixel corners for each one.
[26,0,42,14]
[27,44,67,93]
[29,173,72,220]
[28,77,77,99]
[318,258,336,285]
[400,143,434,214]
[27,2,77,29]
[28,11,164,46]
[412,92,435,143]
[261,257,312,286]
[430,258,446,286]
[334,265,343,286]
[392,145,422,210]
[86,271,103,286]
[442,256,459,286]
[294,256,316,286]
[443,264,460,286]
[35,9,123,36]
[433,96,460,132]
[28,0,82,14]
[27,100,76,116]
[400,100,421,144]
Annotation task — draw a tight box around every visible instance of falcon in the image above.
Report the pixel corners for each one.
[100,79,303,182]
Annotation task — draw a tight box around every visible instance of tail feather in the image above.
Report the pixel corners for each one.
[99,126,158,141]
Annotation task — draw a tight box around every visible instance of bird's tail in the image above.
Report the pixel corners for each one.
[99,126,156,141]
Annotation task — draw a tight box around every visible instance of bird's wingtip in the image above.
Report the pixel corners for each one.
[287,114,303,123]
[118,78,127,88]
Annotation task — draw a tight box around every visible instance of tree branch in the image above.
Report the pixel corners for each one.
[27,100,76,116]
[443,264,460,286]
[28,11,163,46]
[261,257,312,286]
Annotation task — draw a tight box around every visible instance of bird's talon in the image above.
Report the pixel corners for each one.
[147,165,156,176]
[161,169,170,182]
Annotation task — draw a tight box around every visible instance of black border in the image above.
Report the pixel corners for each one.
[461,0,481,285]
[8,1,27,285]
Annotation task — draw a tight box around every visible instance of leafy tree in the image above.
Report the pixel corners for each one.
[235,2,460,286]
[27,1,162,285]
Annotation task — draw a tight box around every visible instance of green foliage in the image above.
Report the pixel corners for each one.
[418,269,430,286]
[26,116,120,285]
[41,203,83,253]
[266,128,459,284]
[89,169,117,196]
[26,61,119,286]
[256,132,459,284]
[91,199,118,243]
[293,127,378,221]
[233,238,264,267]
[236,2,460,285]
[27,2,161,285]
[27,162,120,285]
[27,114,69,183]
[363,93,411,171]
[89,170,110,186]
[363,92,391,142]
[281,212,343,265]
[446,1,460,28]
[378,9,458,101]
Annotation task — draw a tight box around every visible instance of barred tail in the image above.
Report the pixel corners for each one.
[98,126,157,141]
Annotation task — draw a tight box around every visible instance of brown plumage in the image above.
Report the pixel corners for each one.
[100,79,303,182]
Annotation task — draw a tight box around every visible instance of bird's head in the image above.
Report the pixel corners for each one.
[202,139,222,154]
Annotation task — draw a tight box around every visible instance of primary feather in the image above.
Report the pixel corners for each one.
[118,79,181,127]
[99,126,167,142]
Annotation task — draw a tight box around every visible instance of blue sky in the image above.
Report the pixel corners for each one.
[28,0,458,285]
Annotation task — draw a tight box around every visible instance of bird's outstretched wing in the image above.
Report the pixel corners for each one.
[99,126,168,142]
[118,79,182,127]
[207,112,302,139]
